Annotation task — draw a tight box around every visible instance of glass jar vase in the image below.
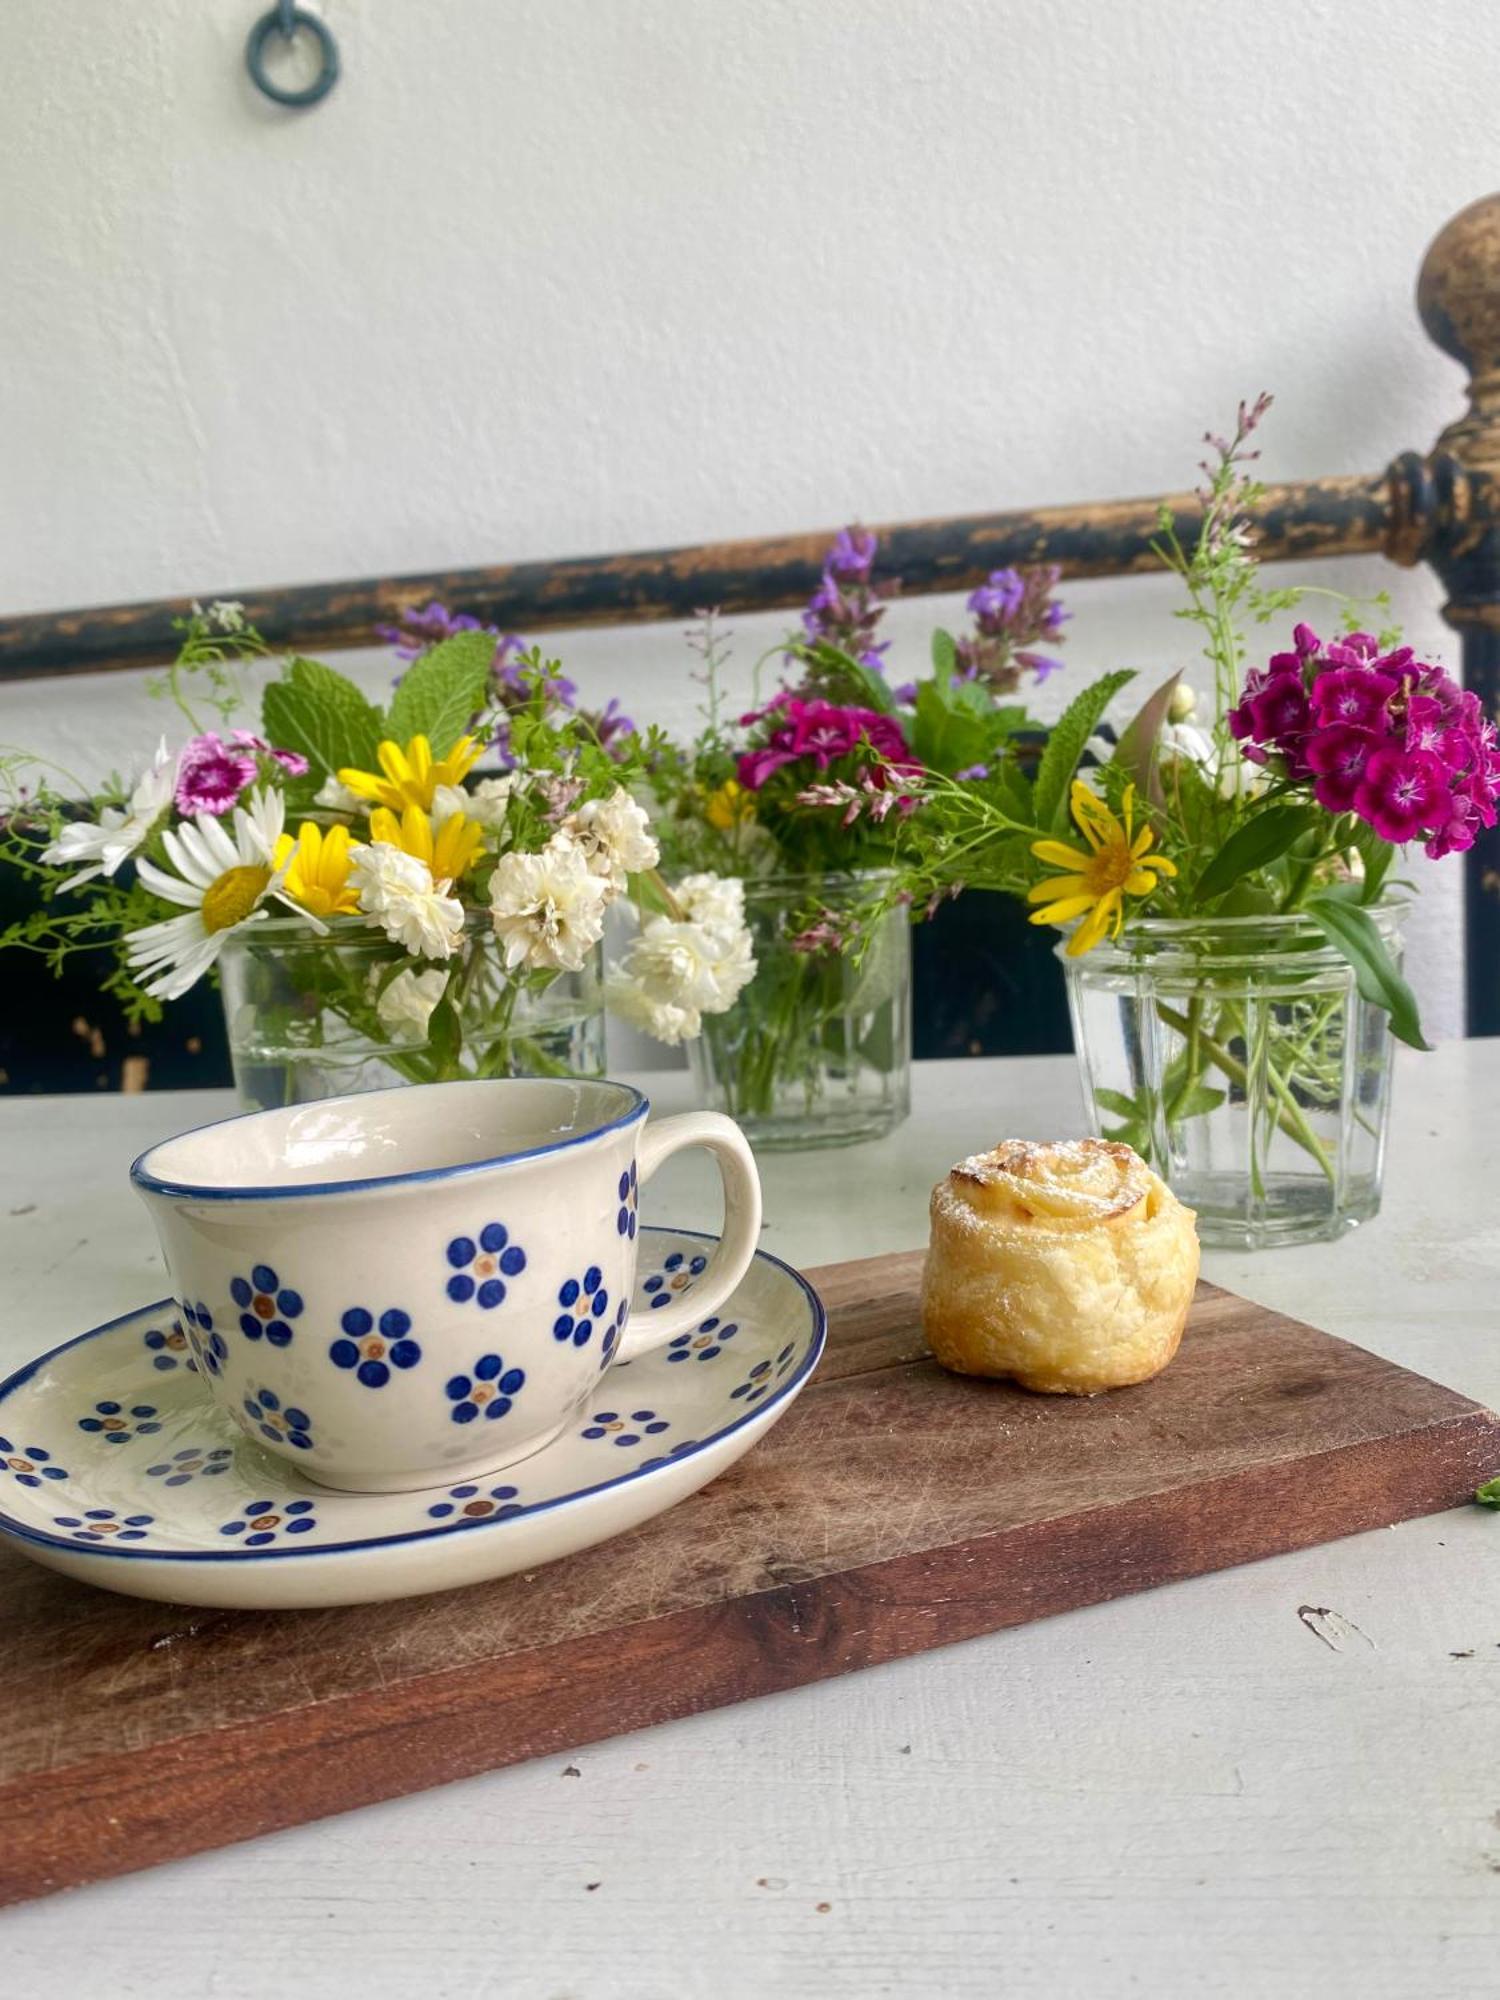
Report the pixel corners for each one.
[686,871,911,1150]
[219,914,606,1112]
[1063,907,1403,1249]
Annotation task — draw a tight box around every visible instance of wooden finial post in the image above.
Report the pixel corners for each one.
[1412,193,1500,1034]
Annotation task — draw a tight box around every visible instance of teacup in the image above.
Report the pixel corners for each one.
[130,1078,762,1492]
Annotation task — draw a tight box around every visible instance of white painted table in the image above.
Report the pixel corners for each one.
[4,1048,1500,1997]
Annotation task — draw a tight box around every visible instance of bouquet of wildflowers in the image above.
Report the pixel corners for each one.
[617,530,1067,1134]
[807,398,1500,1187]
[1,605,752,1100]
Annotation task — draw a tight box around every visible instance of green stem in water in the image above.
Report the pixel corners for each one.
[1153,999,1335,1183]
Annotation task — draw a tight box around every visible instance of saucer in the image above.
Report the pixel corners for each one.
[0,1228,825,1610]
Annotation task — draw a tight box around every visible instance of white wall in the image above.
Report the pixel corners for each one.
[4,0,1496,1038]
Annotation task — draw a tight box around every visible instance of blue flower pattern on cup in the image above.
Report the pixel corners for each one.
[230,1265,304,1348]
[445,1352,526,1426]
[146,1445,235,1485]
[642,1250,708,1311]
[729,1342,798,1405]
[180,1301,227,1376]
[219,1497,317,1546]
[144,1321,197,1373]
[445,1222,527,1308]
[53,1508,153,1544]
[243,1385,315,1451]
[425,1480,523,1523]
[77,1399,163,1444]
[0,1438,68,1488]
[598,1296,629,1370]
[666,1314,740,1364]
[553,1265,612,1349]
[615,1163,639,1240]
[330,1306,422,1388]
[580,1408,670,1447]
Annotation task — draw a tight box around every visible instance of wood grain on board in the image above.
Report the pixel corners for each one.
[2,1250,1497,1906]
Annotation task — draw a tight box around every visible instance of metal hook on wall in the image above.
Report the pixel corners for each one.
[245,0,340,109]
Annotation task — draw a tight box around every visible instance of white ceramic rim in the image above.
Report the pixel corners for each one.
[129,1076,649,1203]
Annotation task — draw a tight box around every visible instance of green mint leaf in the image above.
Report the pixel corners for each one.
[261,656,384,785]
[1303,893,1430,1051]
[1034,669,1135,832]
[386,630,496,756]
[1193,803,1317,904]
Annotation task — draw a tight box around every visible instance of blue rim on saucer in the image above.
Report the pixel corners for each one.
[0,1228,825,1609]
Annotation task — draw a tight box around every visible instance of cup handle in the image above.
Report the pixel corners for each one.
[615,1112,762,1364]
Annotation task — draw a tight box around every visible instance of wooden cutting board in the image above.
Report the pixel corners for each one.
[4,1251,1498,1907]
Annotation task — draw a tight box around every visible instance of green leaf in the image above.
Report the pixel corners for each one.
[930,628,958,684]
[425,990,463,1075]
[386,630,496,756]
[1093,1087,1142,1120]
[1033,670,1135,832]
[1169,1080,1227,1120]
[261,656,384,785]
[910,680,1010,776]
[1193,803,1317,904]
[1475,1477,1500,1510]
[1349,819,1396,905]
[1303,893,1431,1051]
[1111,672,1180,809]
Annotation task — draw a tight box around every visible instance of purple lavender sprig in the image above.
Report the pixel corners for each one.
[793,526,897,672]
[953,565,1069,693]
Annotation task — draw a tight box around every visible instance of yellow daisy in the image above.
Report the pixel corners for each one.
[337,734,481,814]
[273,821,362,918]
[1027,781,1177,957]
[368,803,485,886]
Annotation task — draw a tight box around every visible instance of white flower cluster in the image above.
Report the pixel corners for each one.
[351,843,466,960]
[487,786,659,975]
[605,873,757,1046]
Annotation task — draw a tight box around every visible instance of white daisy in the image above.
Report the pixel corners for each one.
[126,789,301,1000]
[43,737,175,891]
[488,833,609,973]
[350,842,465,960]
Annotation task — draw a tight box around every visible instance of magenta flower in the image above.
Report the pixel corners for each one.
[1310,666,1395,730]
[174,733,260,816]
[1229,622,1500,858]
[736,698,918,792]
[1353,747,1451,843]
[1304,724,1377,812]
[230,730,309,779]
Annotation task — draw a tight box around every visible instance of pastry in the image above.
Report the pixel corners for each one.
[921,1138,1199,1394]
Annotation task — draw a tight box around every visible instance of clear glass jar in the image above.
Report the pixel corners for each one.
[219,914,605,1112]
[686,871,911,1150]
[1063,907,1403,1248]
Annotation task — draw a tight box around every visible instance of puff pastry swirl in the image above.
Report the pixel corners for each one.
[922,1138,1199,1394]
